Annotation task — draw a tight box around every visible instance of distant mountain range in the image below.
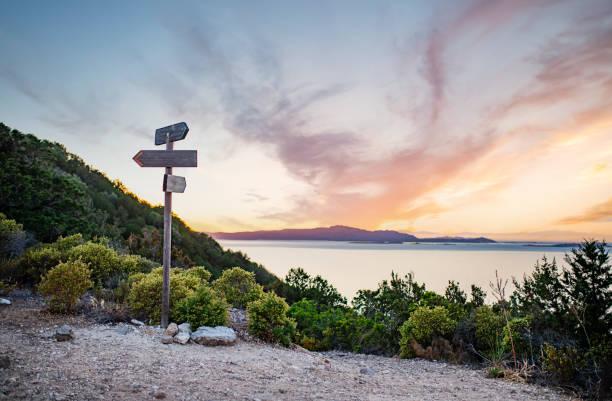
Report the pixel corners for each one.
[211,225,496,243]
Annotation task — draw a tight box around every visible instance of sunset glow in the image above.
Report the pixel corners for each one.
[2,0,611,241]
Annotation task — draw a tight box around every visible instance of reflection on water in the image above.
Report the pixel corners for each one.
[219,240,574,302]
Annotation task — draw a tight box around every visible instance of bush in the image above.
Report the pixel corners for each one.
[399,306,456,358]
[184,266,212,284]
[174,286,228,328]
[247,291,296,346]
[38,260,92,313]
[284,267,346,308]
[474,305,505,354]
[127,267,201,324]
[0,213,27,259]
[542,343,582,384]
[213,267,263,308]
[20,246,63,284]
[67,242,123,287]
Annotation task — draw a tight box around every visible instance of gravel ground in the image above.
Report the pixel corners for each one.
[0,299,576,401]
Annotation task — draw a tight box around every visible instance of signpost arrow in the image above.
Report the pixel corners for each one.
[163,174,186,193]
[133,122,197,328]
[155,122,189,145]
[132,150,197,168]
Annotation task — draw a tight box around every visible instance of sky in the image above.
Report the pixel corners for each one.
[1,0,612,241]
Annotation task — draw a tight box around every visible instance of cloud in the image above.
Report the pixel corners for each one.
[558,198,612,225]
[138,3,612,231]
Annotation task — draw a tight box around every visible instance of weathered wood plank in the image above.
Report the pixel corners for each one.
[155,122,189,145]
[163,174,186,193]
[133,150,197,168]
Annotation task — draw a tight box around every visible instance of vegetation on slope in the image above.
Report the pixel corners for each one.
[0,123,279,287]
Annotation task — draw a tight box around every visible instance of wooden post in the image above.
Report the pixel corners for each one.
[132,122,195,329]
[161,135,173,328]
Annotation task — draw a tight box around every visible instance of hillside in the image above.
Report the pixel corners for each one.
[0,123,279,287]
[212,225,495,243]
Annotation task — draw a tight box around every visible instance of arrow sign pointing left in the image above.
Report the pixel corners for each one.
[133,150,197,167]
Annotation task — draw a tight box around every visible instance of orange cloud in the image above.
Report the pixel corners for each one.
[559,198,612,225]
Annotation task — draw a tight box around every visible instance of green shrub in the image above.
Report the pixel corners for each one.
[119,254,158,275]
[213,267,263,308]
[127,267,201,324]
[284,267,346,308]
[542,343,582,384]
[38,260,92,313]
[67,242,126,287]
[52,234,85,252]
[474,305,505,353]
[399,306,456,358]
[174,286,229,328]
[502,316,532,358]
[184,266,212,284]
[0,213,27,259]
[21,246,63,284]
[247,291,296,346]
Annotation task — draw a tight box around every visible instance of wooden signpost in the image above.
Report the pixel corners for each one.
[133,122,197,328]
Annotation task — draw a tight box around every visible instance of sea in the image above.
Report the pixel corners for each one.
[218,240,588,302]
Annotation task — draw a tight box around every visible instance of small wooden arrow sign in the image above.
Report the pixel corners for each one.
[155,122,189,145]
[133,150,197,168]
[163,174,186,193]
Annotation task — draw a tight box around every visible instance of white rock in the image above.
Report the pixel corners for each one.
[130,319,145,326]
[174,331,190,345]
[0,298,10,305]
[161,335,174,344]
[191,326,237,346]
[178,322,191,335]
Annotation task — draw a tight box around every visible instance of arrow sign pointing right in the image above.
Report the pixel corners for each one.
[133,150,197,167]
[155,122,189,145]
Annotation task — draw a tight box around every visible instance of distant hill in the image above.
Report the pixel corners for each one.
[0,123,280,288]
[212,225,495,243]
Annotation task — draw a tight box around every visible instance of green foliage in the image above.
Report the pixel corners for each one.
[445,281,467,305]
[38,260,92,313]
[0,123,280,289]
[469,285,486,308]
[184,266,212,284]
[284,267,346,308]
[542,343,582,384]
[0,213,27,259]
[174,286,229,328]
[399,306,456,358]
[247,291,296,346]
[474,305,505,354]
[288,299,387,353]
[213,267,263,308]
[67,242,123,286]
[127,267,201,324]
[502,316,532,358]
[353,271,426,355]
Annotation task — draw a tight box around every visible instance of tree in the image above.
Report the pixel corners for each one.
[284,268,346,308]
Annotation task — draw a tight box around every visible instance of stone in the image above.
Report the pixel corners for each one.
[178,322,191,335]
[359,367,375,375]
[174,331,190,345]
[0,298,11,306]
[130,319,145,326]
[0,355,9,369]
[153,390,167,399]
[161,335,174,344]
[164,323,178,337]
[190,326,237,346]
[116,325,133,335]
[54,325,74,342]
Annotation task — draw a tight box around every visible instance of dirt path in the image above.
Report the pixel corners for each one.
[0,299,573,401]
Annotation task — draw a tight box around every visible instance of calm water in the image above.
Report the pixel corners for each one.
[219,240,580,302]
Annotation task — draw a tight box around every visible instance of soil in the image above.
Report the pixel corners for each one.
[0,298,576,401]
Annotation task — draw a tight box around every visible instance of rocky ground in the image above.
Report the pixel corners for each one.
[0,298,576,401]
